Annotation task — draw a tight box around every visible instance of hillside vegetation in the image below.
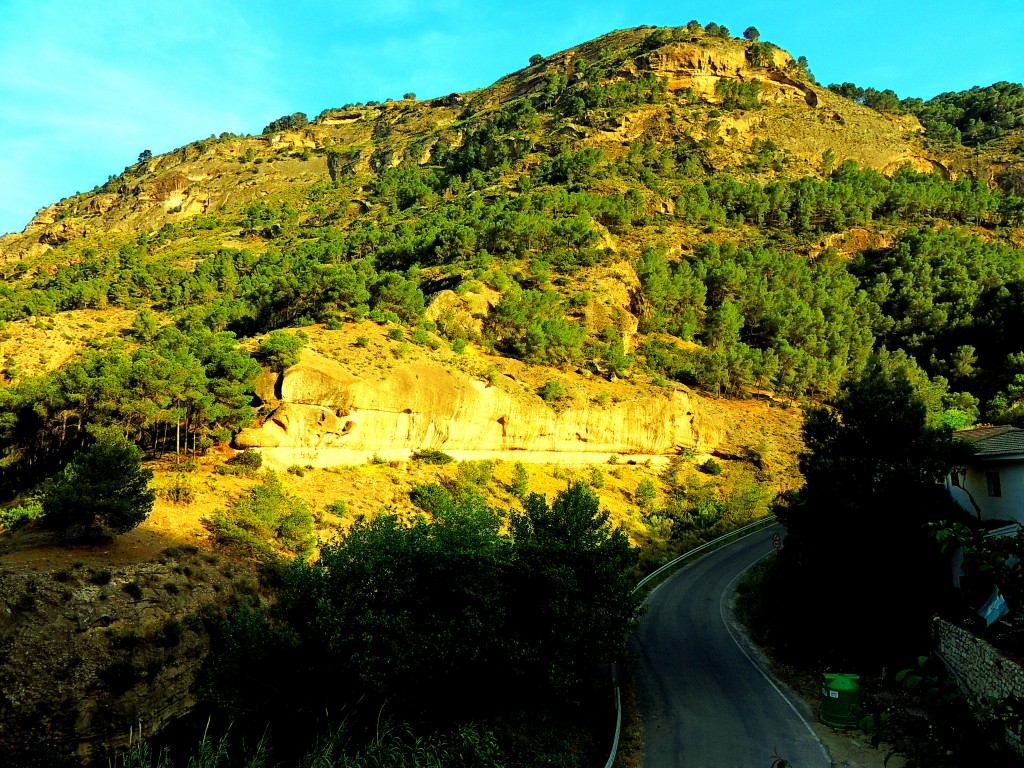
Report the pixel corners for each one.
[1,20,1024,766]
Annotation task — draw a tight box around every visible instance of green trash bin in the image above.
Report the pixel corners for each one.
[820,673,861,728]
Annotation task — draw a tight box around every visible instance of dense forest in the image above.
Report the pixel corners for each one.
[2,19,1024,767]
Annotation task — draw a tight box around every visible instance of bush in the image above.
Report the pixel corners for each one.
[206,471,315,563]
[456,460,493,487]
[511,462,529,498]
[325,499,348,516]
[634,478,657,510]
[410,448,454,465]
[281,481,640,718]
[699,458,723,475]
[101,660,140,693]
[218,449,263,477]
[0,501,43,531]
[158,618,184,647]
[161,474,195,504]
[122,581,144,600]
[539,380,566,404]
[409,483,453,514]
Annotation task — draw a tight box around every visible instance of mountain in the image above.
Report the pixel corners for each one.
[1,22,1024,765]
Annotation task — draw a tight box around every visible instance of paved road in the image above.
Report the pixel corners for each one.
[632,525,832,768]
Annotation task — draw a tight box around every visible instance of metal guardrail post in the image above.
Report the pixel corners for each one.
[601,515,778,768]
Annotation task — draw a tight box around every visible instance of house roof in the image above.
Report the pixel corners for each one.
[956,426,1024,458]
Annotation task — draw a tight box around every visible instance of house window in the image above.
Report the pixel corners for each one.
[987,471,1002,497]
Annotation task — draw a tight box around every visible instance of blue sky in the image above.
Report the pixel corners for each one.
[1,0,1021,236]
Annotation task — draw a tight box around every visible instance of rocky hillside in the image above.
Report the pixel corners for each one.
[0,27,956,261]
[1,21,1021,514]
[4,24,1013,459]
[2,22,1024,764]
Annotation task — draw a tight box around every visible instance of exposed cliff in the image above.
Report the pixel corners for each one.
[234,348,792,470]
[0,551,251,764]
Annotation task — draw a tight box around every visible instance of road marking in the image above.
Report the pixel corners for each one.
[719,547,833,767]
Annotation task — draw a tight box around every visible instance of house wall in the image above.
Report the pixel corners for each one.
[950,460,1024,523]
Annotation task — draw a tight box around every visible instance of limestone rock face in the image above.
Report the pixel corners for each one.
[640,42,811,107]
[235,351,726,464]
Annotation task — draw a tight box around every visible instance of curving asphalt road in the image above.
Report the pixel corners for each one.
[632,525,832,768]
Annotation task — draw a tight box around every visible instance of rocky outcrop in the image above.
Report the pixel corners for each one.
[0,552,245,764]
[236,350,728,466]
[640,41,812,107]
[423,288,499,338]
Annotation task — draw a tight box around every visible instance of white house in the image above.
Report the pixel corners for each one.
[947,426,1024,524]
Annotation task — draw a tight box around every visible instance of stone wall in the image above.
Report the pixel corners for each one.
[934,617,1024,751]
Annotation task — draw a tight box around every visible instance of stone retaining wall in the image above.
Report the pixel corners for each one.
[934,618,1024,702]
[934,617,1024,751]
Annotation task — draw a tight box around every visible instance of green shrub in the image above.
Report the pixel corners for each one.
[101,660,140,693]
[0,501,43,531]
[386,327,405,341]
[157,618,184,647]
[355,335,370,347]
[109,627,142,649]
[122,581,144,600]
[41,433,154,537]
[287,465,306,477]
[457,460,494,487]
[89,569,113,586]
[410,448,454,465]
[262,111,308,134]
[218,449,263,477]
[161,474,195,504]
[206,471,316,563]
[409,483,452,514]
[511,462,529,498]
[634,478,657,510]
[325,499,349,516]
[539,380,566,404]
[699,458,723,475]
